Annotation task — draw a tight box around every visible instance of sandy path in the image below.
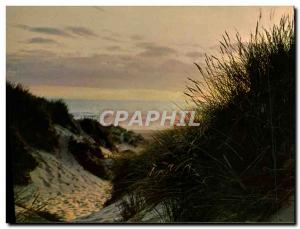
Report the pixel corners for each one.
[14,126,113,221]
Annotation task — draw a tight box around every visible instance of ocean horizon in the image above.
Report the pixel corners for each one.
[62,99,187,130]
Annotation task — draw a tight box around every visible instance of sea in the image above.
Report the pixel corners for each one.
[63,99,187,131]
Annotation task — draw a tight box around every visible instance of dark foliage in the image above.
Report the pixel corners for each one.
[116,16,295,222]
[34,210,62,222]
[7,83,58,152]
[8,130,38,185]
[68,138,108,179]
[79,118,144,151]
[78,118,116,150]
[7,82,79,185]
[47,99,79,134]
[109,126,144,147]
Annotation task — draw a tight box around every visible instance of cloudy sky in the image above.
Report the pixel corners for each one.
[7,6,293,103]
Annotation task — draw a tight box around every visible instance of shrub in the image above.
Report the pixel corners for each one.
[109,126,144,146]
[7,82,58,152]
[47,99,79,134]
[68,138,108,179]
[78,118,116,151]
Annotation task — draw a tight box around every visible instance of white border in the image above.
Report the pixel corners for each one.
[2,0,299,6]
[1,1,298,228]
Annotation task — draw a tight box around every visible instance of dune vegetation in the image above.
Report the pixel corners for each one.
[111,16,295,222]
[7,83,76,185]
[7,82,146,222]
[7,82,145,185]
[7,15,295,223]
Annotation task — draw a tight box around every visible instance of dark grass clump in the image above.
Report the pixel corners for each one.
[7,82,80,185]
[47,99,79,134]
[16,209,62,223]
[14,190,63,223]
[7,83,58,152]
[7,83,58,185]
[119,193,146,222]
[68,138,108,179]
[78,118,117,151]
[116,16,295,222]
[109,126,145,147]
[9,130,38,185]
[78,119,144,151]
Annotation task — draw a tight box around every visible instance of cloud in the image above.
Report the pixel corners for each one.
[26,37,58,44]
[209,42,248,53]
[29,86,183,101]
[17,24,99,39]
[17,24,69,37]
[17,49,57,58]
[173,42,203,48]
[102,29,120,37]
[7,52,193,92]
[101,36,122,43]
[130,35,143,40]
[66,26,98,37]
[186,51,205,58]
[137,42,176,57]
[106,46,121,51]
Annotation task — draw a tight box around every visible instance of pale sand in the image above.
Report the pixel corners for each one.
[14,126,113,222]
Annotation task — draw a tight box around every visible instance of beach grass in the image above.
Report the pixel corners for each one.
[113,16,295,222]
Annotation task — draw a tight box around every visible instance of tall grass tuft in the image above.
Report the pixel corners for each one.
[115,16,295,222]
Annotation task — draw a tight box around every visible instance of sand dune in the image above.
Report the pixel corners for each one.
[14,126,112,222]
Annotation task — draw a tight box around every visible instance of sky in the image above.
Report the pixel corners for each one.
[7,6,293,103]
